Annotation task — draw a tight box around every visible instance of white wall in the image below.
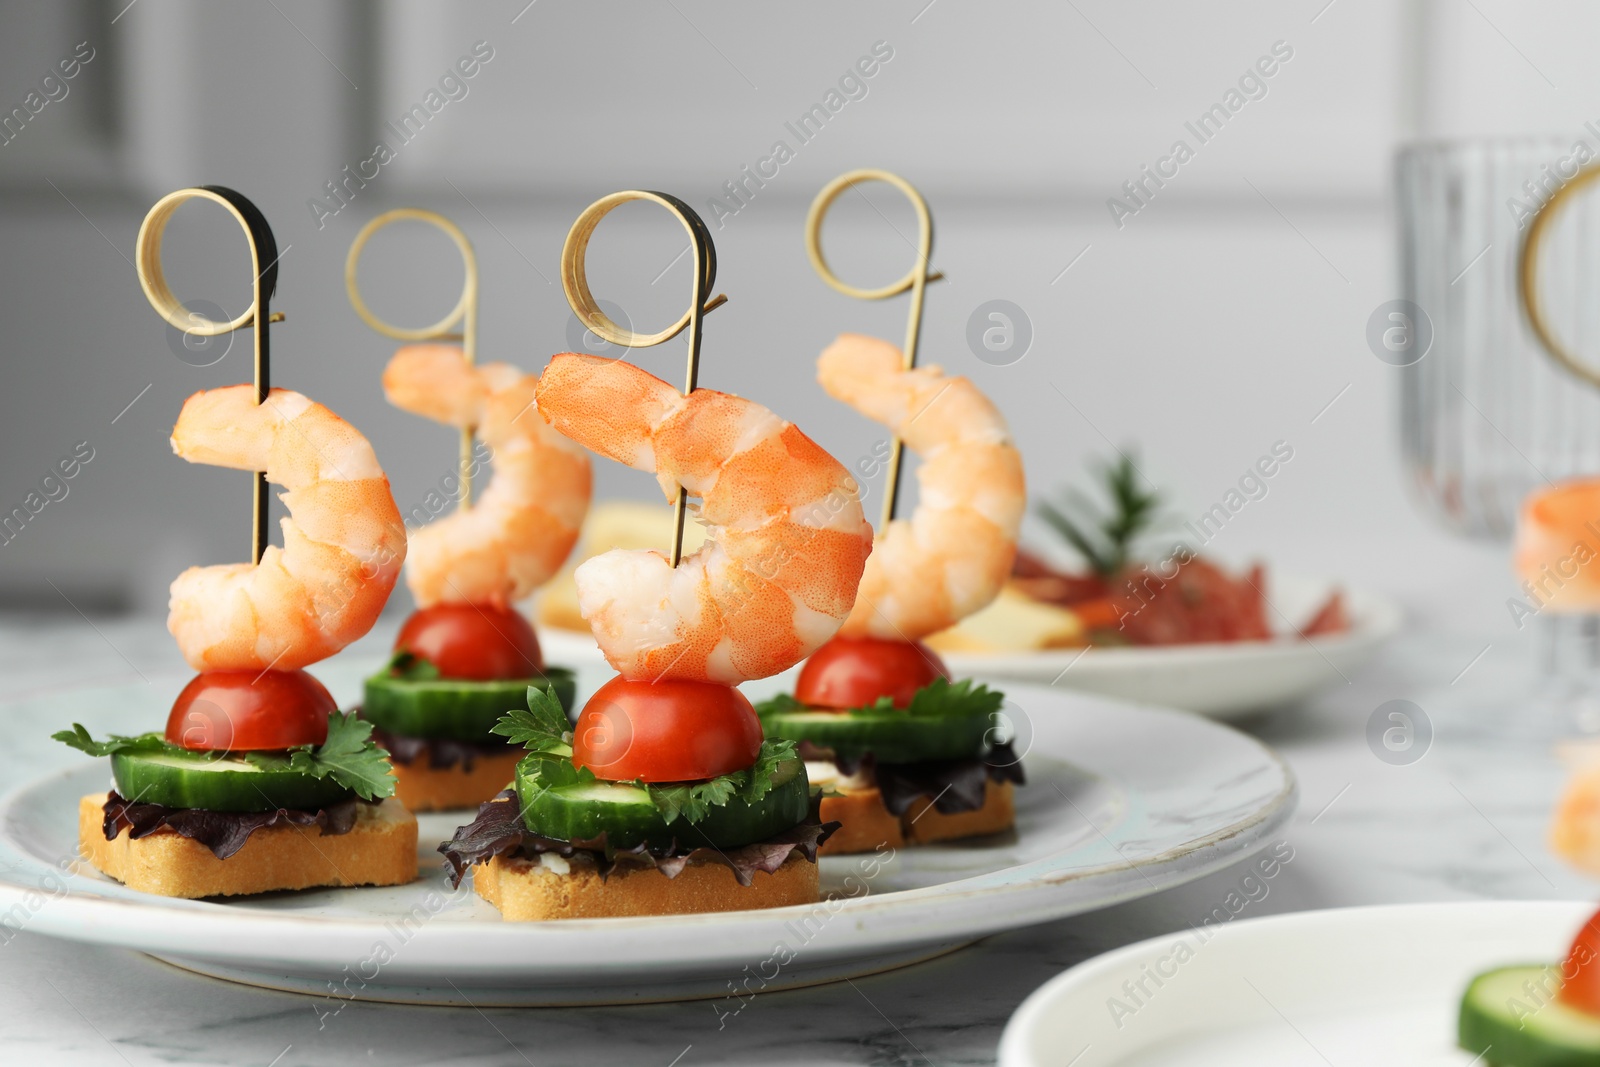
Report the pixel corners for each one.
[0,0,1580,641]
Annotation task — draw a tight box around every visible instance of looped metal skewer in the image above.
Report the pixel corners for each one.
[136,186,282,564]
[805,168,943,530]
[1521,164,1600,390]
[560,190,727,567]
[346,209,481,507]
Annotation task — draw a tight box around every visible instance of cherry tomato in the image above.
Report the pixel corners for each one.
[795,636,949,710]
[1560,906,1600,1014]
[165,669,334,752]
[394,603,543,681]
[572,676,763,783]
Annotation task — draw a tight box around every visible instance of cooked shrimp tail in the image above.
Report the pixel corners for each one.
[1515,480,1600,612]
[535,353,872,684]
[167,386,407,671]
[383,344,591,608]
[817,333,1025,640]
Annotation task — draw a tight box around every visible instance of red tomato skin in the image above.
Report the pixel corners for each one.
[572,676,763,783]
[394,603,544,681]
[165,669,334,752]
[1560,906,1600,1014]
[794,636,950,710]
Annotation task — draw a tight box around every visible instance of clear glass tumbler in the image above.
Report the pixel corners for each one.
[1398,137,1600,540]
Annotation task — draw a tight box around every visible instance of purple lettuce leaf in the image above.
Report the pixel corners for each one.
[102,792,360,861]
[439,791,837,889]
[368,725,515,772]
[798,740,1026,817]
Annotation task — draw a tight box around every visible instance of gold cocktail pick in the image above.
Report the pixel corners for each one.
[1520,167,1600,388]
[347,209,481,506]
[136,186,284,563]
[806,169,944,529]
[560,191,727,568]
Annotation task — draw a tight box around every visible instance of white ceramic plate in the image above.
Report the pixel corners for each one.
[0,667,1294,1006]
[998,899,1590,1066]
[941,576,1402,719]
[539,576,1400,722]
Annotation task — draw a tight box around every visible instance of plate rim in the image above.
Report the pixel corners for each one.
[942,580,1402,673]
[539,576,1402,669]
[0,684,1298,989]
[996,898,1593,1067]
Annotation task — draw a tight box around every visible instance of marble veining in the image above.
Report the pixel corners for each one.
[0,610,1588,1065]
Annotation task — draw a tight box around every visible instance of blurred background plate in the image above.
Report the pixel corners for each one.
[942,574,1401,719]
[997,899,1589,1067]
[537,623,610,668]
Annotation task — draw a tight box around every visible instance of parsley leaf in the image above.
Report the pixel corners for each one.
[903,677,1005,719]
[492,689,591,810]
[752,692,803,716]
[501,725,801,826]
[266,712,396,801]
[58,716,397,802]
[742,736,799,803]
[493,691,803,827]
[489,685,572,754]
[649,776,738,824]
[513,749,594,791]
[385,649,441,681]
[51,725,172,758]
[647,738,799,823]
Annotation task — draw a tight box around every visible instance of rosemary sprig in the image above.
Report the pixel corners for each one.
[1036,452,1163,576]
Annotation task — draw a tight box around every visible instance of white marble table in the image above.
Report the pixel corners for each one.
[0,608,1583,1066]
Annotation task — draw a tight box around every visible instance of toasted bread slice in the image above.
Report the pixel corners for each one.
[903,780,1015,845]
[925,586,1085,654]
[390,750,521,812]
[473,848,819,921]
[79,793,418,898]
[819,779,1014,855]
[817,789,905,855]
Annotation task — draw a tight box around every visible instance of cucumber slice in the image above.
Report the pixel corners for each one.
[362,668,576,742]
[111,750,355,813]
[1460,964,1600,1065]
[513,757,808,849]
[758,706,991,762]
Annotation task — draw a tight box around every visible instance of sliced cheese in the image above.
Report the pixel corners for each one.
[925,585,1086,654]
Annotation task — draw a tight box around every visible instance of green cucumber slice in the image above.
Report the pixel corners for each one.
[363,668,576,742]
[513,757,808,849]
[1460,964,1600,1065]
[758,706,990,762]
[111,750,355,813]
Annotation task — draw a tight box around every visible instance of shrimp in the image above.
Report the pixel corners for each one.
[817,333,1025,641]
[167,386,407,671]
[382,344,591,608]
[534,353,872,684]
[1515,479,1600,611]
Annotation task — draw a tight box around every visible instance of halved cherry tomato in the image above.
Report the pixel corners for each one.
[166,669,334,752]
[394,603,543,681]
[1300,590,1350,637]
[572,676,762,783]
[795,635,949,710]
[1560,906,1600,1014]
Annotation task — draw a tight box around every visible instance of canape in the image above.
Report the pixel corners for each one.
[58,383,415,898]
[441,351,872,919]
[361,344,592,811]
